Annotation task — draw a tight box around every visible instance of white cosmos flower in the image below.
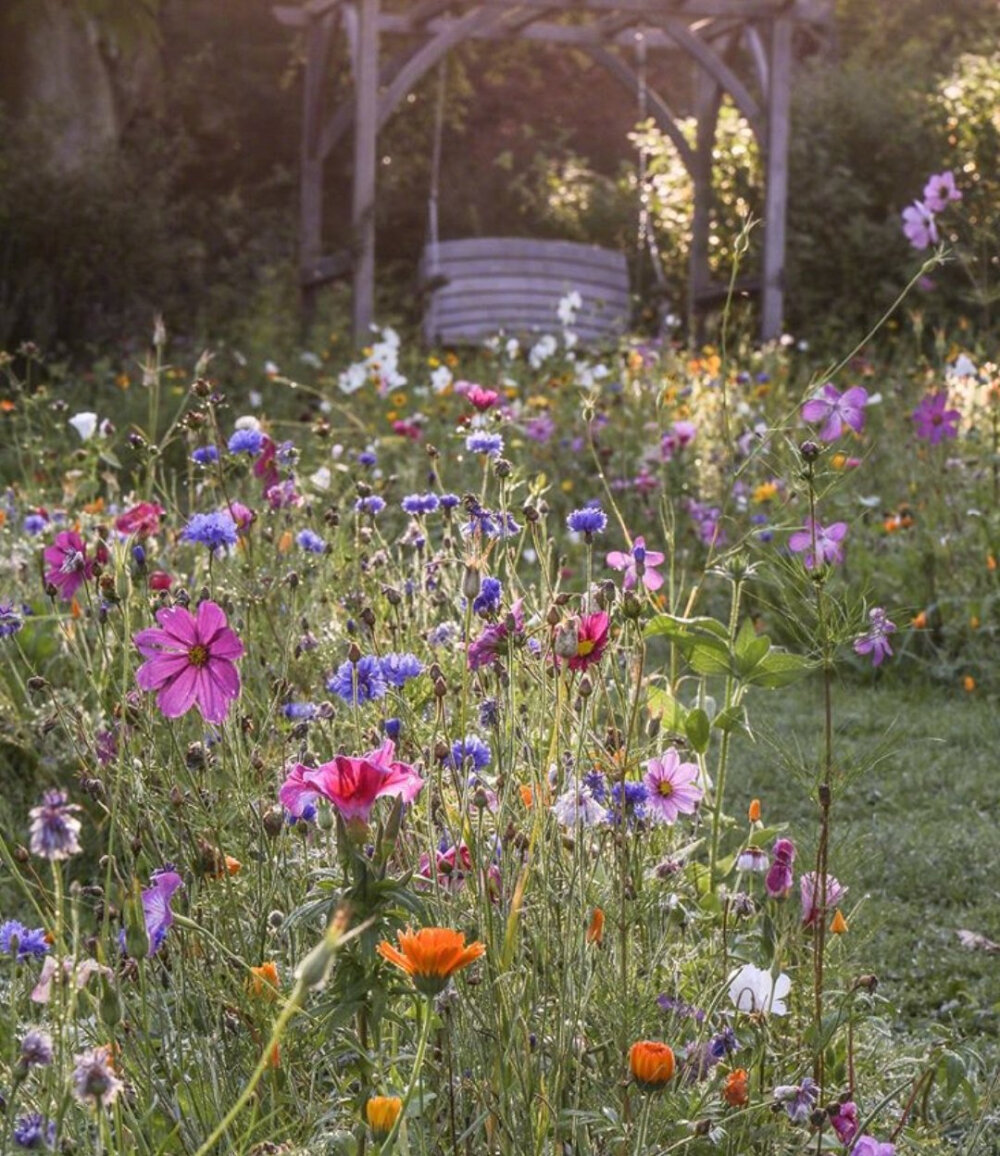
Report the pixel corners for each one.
[728,963,791,1016]
[68,412,98,441]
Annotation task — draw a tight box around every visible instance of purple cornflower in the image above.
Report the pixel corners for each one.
[379,652,424,688]
[71,1045,123,1108]
[357,449,377,467]
[401,493,440,516]
[923,170,961,212]
[566,504,608,538]
[656,994,706,1022]
[0,920,50,960]
[327,655,387,703]
[12,1113,56,1150]
[463,502,520,539]
[609,779,649,828]
[191,445,220,465]
[354,495,386,517]
[851,1138,895,1156]
[296,529,327,554]
[643,749,703,824]
[28,790,82,861]
[473,576,502,616]
[551,785,609,827]
[773,1078,819,1124]
[19,1029,55,1069]
[708,1026,740,1061]
[912,391,960,444]
[0,602,24,637]
[801,383,869,441]
[227,428,264,456]
[439,493,461,512]
[853,607,897,667]
[901,201,938,250]
[523,413,555,443]
[447,734,492,771]
[181,511,238,551]
[765,837,796,898]
[478,698,499,728]
[283,702,319,720]
[788,518,847,569]
[23,514,47,535]
[465,432,504,457]
[687,499,724,547]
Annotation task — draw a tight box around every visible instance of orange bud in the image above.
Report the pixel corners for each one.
[748,799,761,823]
[586,908,605,947]
[988,554,997,572]
[911,611,928,629]
[970,616,980,630]
[830,909,848,935]
[248,962,280,1002]
[722,1068,749,1107]
[629,1040,675,1090]
[224,855,242,876]
[963,675,976,693]
[278,529,294,553]
[519,784,534,808]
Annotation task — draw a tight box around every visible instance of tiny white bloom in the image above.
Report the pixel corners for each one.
[430,365,452,393]
[505,338,520,360]
[728,963,791,1016]
[264,360,280,376]
[234,415,261,431]
[68,412,98,441]
[309,466,332,491]
[300,351,322,368]
[248,390,263,409]
[949,353,977,379]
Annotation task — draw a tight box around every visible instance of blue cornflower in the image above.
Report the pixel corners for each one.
[296,529,327,554]
[447,734,492,771]
[13,1113,56,1150]
[0,919,50,960]
[276,440,298,466]
[463,502,520,539]
[473,576,502,616]
[191,445,220,465]
[478,698,499,728]
[583,771,608,802]
[23,514,47,535]
[227,428,264,456]
[380,652,423,688]
[357,450,377,467]
[0,602,24,638]
[428,622,457,647]
[401,493,440,516]
[567,504,607,537]
[283,702,319,720]
[708,1026,740,1060]
[465,432,504,457]
[609,780,648,827]
[439,493,461,511]
[327,655,387,704]
[383,717,402,740]
[354,495,386,517]
[181,511,238,550]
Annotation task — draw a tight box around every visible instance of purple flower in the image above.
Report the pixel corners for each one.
[0,920,50,960]
[687,499,724,547]
[402,493,440,516]
[23,513,47,535]
[801,384,869,441]
[327,655,387,703]
[447,734,492,771]
[296,529,327,554]
[473,576,503,616]
[606,536,666,591]
[831,1101,860,1145]
[379,652,423,688]
[283,702,319,720]
[28,790,82,861]
[354,495,386,517]
[13,1113,56,1150]
[227,428,264,456]
[43,530,94,601]
[191,445,220,465]
[912,391,960,444]
[181,511,238,551]
[773,1078,819,1124]
[0,602,24,637]
[643,748,703,824]
[901,200,938,250]
[567,505,607,537]
[765,837,796,898]
[71,1045,123,1108]
[463,502,520,539]
[609,779,649,828]
[851,1138,895,1156]
[788,518,847,569]
[800,871,847,926]
[465,432,504,457]
[923,170,961,213]
[141,869,183,954]
[19,1029,55,1068]
[853,607,896,666]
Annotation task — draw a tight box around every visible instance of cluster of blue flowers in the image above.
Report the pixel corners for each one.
[465,432,504,457]
[354,495,386,517]
[296,529,327,554]
[327,651,424,704]
[446,734,492,771]
[472,576,502,616]
[0,919,50,960]
[401,493,440,516]
[227,428,264,456]
[181,511,238,550]
[566,502,607,537]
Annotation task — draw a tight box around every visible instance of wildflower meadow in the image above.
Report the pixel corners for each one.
[1,166,999,1156]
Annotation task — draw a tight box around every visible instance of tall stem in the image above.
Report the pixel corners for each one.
[709,578,742,886]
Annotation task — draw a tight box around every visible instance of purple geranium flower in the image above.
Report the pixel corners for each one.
[800,383,869,441]
[901,200,938,250]
[912,391,960,444]
[853,607,896,667]
[923,170,961,213]
[788,518,848,569]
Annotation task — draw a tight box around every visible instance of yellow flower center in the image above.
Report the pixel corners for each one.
[576,639,595,657]
[657,780,674,798]
[188,644,209,668]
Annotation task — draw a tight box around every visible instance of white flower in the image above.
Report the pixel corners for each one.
[264,360,280,376]
[68,412,98,441]
[338,362,368,395]
[505,338,520,360]
[529,334,558,370]
[728,963,791,1016]
[430,365,452,393]
[551,785,609,828]
[309,466,332,491]
[300,351,322,369]
[949,353,978,379]
[248,390,263,409]
[557,290,582,328]
[234,415,261,431]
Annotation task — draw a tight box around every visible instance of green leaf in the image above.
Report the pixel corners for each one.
[744,650,812,688]
[644,614,730,642]
[748,824,787,848]
[713,704,750,735]
[687,638,734,677]
[647,685,688,732]
[685,707,711,753]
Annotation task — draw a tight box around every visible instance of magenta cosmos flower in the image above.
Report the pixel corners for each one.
[788,518,847,570]
[642,748,703,824]
[279,739,423,828]
[557,611,610,672]
[606,537,665,591]
[133,601,244,724]
[800,383,869,441]
[912,391,960,444]
[43,530,94,601]
[901,201,938,250]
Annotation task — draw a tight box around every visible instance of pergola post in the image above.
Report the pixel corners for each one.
[761,15,792,342]
[300,9,334,324]
[688,72,721,342]
[352,0,379,344]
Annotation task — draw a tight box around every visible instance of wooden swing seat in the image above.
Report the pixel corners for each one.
[420,237,630,345]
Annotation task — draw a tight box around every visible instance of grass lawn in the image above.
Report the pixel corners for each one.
[734,675,1000,1083]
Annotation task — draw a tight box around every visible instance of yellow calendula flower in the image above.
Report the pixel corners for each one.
[366,1096,403,1142]
[753,482,778,504]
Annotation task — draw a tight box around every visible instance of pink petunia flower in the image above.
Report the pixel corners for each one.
[912,391,960,444]
[643,748,703,824]
[800,871,847,926]
[901,200,938,250]
[606,537,666,591]
[278,739,423,831]
[133,601,245,724]
[43,530,94,601]
[922,170,961,213]
[788,518,847,570]
[800,383,869,441]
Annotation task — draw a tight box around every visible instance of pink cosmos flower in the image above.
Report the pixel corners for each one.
[606,537,665,591]
[901,201,938,250]
[558,611,610,672]
[278,739,423,827]
[643,748,703,824]
[465,385,499,411]
[788,518,847,569]
[133,601,245,724]
[912,391,960,444]
[800,383,869,441]
[417,842,473,891]
[43,530,94,602]
[923,170,961,213]
[800,872,847,926]
[114,502,165,539]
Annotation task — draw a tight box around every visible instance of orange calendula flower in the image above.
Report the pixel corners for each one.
[586,908,604,946]
[629,1040,675,1091]
[377,927,485,996]
[722,1068,749,1107]
[911,611,928,629]
[248,962,280,1001]
[963,675,976,693]
[366,1095,403,1141]
[830,909,849,935]
[748,799,761,823]
[988,554,997,572]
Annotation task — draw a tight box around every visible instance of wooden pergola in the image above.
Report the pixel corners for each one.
[274,0,832,343]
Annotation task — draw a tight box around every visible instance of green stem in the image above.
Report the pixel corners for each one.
[709,579,742,886]
[378,996,434,1154]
